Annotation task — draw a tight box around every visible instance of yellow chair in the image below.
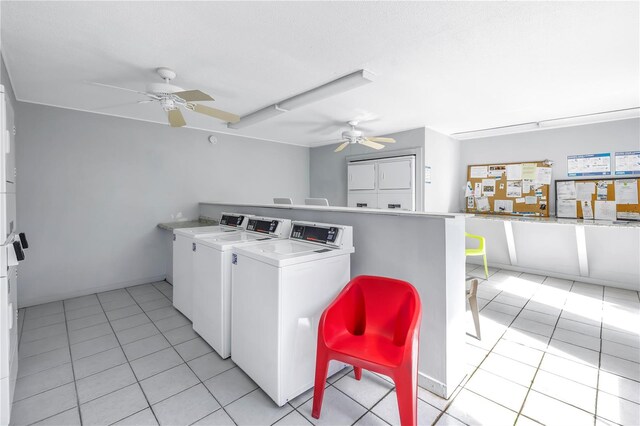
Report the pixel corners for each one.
[465,232,488,279]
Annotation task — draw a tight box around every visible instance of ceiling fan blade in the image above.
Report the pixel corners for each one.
[192,103,240,123]
[89,81,153,97]
[334,140,350,153]
[174,90,214,102]
[367,137,396,143]
[360,139,385,150]
[168,109,186,127]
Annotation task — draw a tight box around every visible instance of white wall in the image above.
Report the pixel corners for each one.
[309,127,425,207]
[425,128,461,213]
[16,103,310,307]
[458,118,640,213]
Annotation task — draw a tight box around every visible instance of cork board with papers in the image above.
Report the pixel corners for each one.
[465,161,552,217]
[555,177,640,221]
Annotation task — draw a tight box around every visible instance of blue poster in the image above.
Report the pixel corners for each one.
[567,153,611,177]
[615,151,640,175]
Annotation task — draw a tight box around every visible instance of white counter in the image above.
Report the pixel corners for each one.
[199,202,467,399]
[467,215,640,290]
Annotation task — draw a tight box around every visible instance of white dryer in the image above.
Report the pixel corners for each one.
[192,217,292,359]
[231,221,354,406]
[172,212,250,320]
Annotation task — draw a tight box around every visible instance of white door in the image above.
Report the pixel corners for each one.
[378,158,414,190]
[347,162,376,190]
[172,234,194,319]
[347,192,377,209]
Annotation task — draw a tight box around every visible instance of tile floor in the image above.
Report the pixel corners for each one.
[10,268,640,426]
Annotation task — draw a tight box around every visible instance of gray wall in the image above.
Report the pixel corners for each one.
[309,127,426,207]
[458,118,640,213]
[16,103,310,307]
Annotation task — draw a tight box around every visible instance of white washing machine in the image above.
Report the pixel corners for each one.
[172,212,250,320]
[231,221,354,406]
[192,217,292,359]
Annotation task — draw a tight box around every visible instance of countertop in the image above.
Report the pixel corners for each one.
[468,214,640,228]
[199,201,471,220]
[157,216,218,231]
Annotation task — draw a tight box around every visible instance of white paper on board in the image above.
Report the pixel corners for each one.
[506,164,523,181]
[525,196,538,205]
[576,182,596,201]
[476,196,490,212]
[614,179,638,204]
[522,163,537,180]
[594,200,617,221]
[516,198,525,203]
[474,182,482,198]
[596,182,609,200]
[581,200,594,220]
[522,180,533,193]
[488,165,506,178]
[557,199,577,218]
[506,181,522,198]
[494,199,513,213]
[467,197,475,209]
[482,179,496,196]
[535,167,552,185]
[557,181,577,200]
[465,181,474,197]
[470,166,488,178]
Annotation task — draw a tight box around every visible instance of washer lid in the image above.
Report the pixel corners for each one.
[174,225,227,237]
[233,238,354,267]
[196,231,272,249]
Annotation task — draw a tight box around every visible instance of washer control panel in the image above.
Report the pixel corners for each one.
[291,224,339,245]
[220,213,247,228]
[246,217,292,238]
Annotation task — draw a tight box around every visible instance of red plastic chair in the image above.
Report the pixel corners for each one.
[312,275,422,426]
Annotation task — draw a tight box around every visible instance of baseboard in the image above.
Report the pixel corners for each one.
[419,372,451,399]
[19,274,168,309]
[467,260,639,291]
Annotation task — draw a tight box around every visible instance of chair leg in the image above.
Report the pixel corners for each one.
[469,296,481,340]
[311,350,330,419]
[394,365,418,426]
[483,254,489,279]
[354,366,362,380]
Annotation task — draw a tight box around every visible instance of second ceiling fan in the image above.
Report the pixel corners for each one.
[334,121,396,152]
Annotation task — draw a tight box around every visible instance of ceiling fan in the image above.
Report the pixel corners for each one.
[334,121,396,152]
[91,67,240,127]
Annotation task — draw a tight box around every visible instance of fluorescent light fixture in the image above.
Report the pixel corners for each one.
[538,107,640,129]
[278,69,374,110]
[452,107,640,140]
[228,69,374,129]
[451,122,540,140]
[227,105,288,129]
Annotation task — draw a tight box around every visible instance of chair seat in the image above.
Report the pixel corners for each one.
[465,248,484,256]
[327,331,403,368]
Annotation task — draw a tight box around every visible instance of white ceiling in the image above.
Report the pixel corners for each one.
[2,1,638,147]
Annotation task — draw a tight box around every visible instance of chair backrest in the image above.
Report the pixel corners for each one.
[335,275,421,346]
[305,198,329,206]
[273,197,293,205]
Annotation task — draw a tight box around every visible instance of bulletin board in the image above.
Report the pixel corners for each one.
[555,177,640,221]
[465,161,552,217]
